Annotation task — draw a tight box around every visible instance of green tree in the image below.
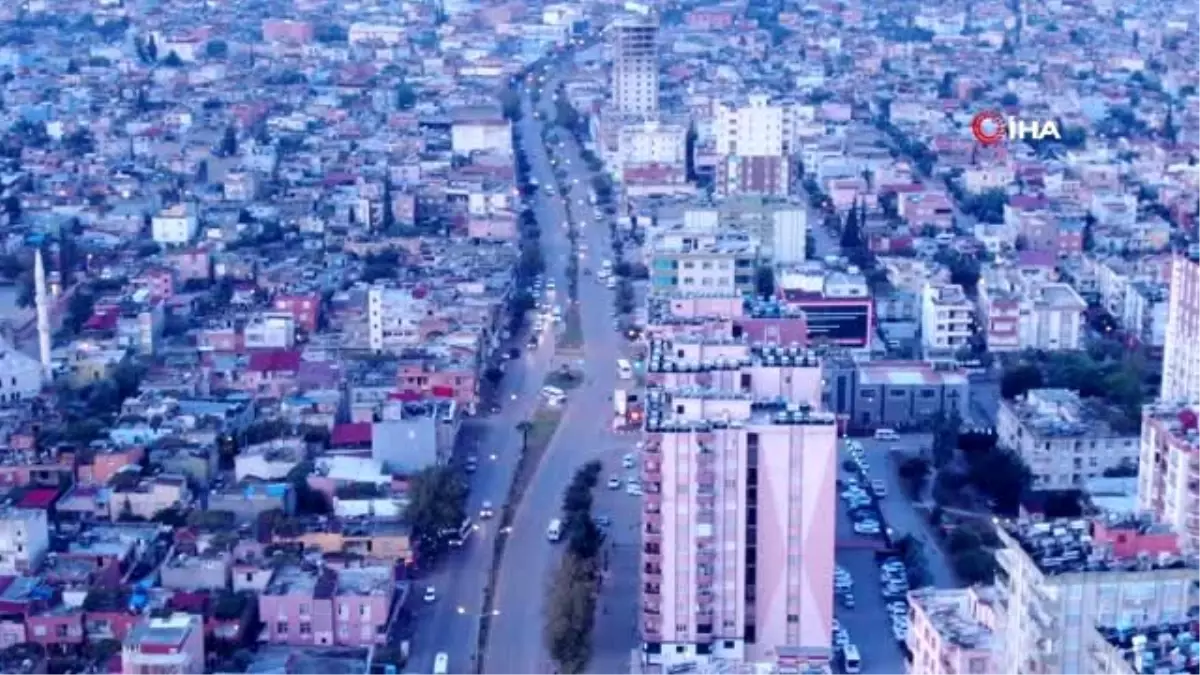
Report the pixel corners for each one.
[205,40,228,58]
[754,265,775,298]
[543,553,597,674]
[404,466,468,559]
[162,51,184,67]
[930,411,962,468]
[898,456,932,499]
[395,82,417,110]
[219,124,237,157]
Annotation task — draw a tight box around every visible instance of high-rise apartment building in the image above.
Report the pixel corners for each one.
[714,94,790,197]
[992,515,1199,674]
[609,14,659,115]
[1161,254,1199,403]
[640,338,838,672]
[1137,401,1199,552]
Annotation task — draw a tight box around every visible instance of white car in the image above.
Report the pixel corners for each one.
[871,479,888,496]
[622,453,636,469]
[480,501,495,519]
[607,477,622,490]
[853,522,881,535]
[625,482,643,496]
[423,586,437,603]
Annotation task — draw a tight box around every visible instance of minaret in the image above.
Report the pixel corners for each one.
[33,248,51,380]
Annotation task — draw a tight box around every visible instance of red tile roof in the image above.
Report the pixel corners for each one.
[331,422,372,446]
[247,350,301,373]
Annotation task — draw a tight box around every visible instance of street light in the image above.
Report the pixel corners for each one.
[457,607,502,617]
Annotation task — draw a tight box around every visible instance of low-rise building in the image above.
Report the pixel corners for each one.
[122,613,205,675]
[906,587,997,675]
[998,389,1140,489]
[979,267,1087,352]
[258,563,394,647]
[920,283,974,357]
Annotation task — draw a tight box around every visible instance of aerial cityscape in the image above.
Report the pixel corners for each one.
[0,0,1193,674]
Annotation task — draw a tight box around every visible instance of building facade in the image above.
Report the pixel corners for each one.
[906,587,997,675]
[1136,402,1199,553]
[121,614,205,675]
[997,389,1140,490]
[609,15,659,115]
[992,515,1198,674]
[714,94,789,197]
[920,283,975,357]
[1161,254,1199,403]
[640,339,837,672]
[0,508,49,574]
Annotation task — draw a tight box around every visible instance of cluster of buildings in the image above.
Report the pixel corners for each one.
[590,0,1200,674]
[0,0,612,670]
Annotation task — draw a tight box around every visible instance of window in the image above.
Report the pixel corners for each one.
[276,621,288,634]
[299,622,312,636]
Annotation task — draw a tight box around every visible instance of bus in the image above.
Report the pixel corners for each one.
[433,652,450,675]
[843,644,861,674]
[616,359,634,380]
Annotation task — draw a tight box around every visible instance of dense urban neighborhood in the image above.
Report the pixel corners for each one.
[0,0,1193,673]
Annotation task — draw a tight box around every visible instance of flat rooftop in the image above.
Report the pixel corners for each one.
[998,515,1198,577]
[1095,622,1200,675]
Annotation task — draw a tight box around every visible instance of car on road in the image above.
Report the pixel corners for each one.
[480,501,495,519]
[465,456,478,473]
[607,476,622,490]
[423,586,437,603]
[622,453,636,469]
[853,521,881,535]
[871,479,887,496]
[625,481,643,496]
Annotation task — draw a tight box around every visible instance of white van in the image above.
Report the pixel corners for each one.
[843,644,861,674]
[433,652,450,675]
[547,518,563,542]
[874,428,899,441]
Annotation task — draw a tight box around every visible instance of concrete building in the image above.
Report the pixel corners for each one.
[920,283,975,357]
[993,515,1199,674]
[367,286,426,352]
[450,110,513,157]
[1161,254,1199,403]
[676,198,808,264]
[906,587,997,675]
[1136,402,1199,553]
[121,614,205,675]
[826,359,970,431]
[1085,620,1200,674]
[714,94,789,197]
[151,204,199,246]
[998,389,1140,490]
[979,268,1087,352]
[0,336,45,403]
[258,564,394,647]
[648,230,759,294]
[640,339,837,672]
[609,14,659,115]
[617,119,688,168]
[0,507,49,574]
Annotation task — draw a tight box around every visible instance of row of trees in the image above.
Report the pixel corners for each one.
[545,461,604,674]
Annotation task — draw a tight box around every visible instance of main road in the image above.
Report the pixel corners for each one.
[404,68,592,675]
[483,63,631,674]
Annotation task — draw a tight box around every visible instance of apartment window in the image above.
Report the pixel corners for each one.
[299,603,310,616]
[299,622,312,636]
[359,604,371,619]
[275,621,288,634]
[339,603,349,618]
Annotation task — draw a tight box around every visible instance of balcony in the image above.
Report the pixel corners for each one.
[644,513,663,529]
[643,467,663,483]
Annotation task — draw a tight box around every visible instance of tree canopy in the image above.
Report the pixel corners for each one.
[404,466,468,560]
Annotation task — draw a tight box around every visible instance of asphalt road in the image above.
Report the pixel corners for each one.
[403,81,578,675]
[483,73,631,674]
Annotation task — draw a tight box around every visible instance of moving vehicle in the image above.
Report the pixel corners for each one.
[424,586,437,603]
[874,428,899,441]
[843,644,861,674]
[547,518,563,542]
[616,359,634,380]
[446,518,474,548]
[480,501,495,519]
[433,652,449,675]
[607,476,622,490]
[541,385,567,406]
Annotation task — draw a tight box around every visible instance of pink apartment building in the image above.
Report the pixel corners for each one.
[1161,254,1199,403]
[640,338,837,672]
[906,587,997,675]
[1137,402,1199,552]
[258,564,393,648]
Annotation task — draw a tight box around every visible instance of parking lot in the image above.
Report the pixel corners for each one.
[831,432,959,674]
